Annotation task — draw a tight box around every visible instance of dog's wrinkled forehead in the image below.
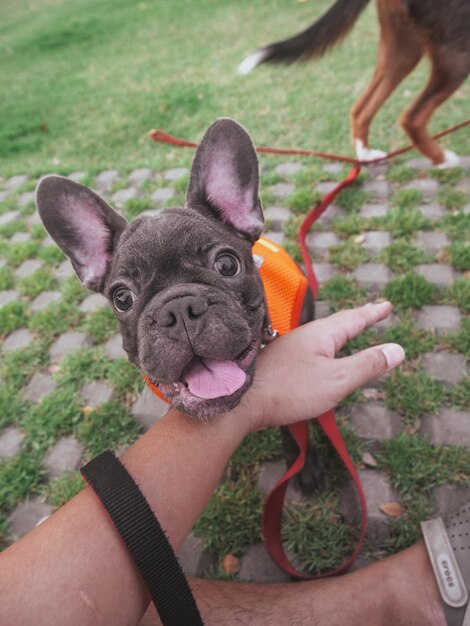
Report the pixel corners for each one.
[108,208,252,290]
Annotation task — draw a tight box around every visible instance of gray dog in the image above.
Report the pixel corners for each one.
[36,119,318,491]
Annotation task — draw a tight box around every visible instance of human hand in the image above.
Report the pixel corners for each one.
[240,301,404,432]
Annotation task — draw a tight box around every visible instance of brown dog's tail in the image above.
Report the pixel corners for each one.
[238,0,371,74]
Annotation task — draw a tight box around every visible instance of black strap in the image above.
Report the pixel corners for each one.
[81,450,204,626]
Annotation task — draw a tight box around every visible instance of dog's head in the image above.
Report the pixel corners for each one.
[36,119,271,419]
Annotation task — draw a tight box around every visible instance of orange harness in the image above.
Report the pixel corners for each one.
[144,236,308,401]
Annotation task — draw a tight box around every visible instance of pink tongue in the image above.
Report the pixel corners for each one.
[183,358,246,399]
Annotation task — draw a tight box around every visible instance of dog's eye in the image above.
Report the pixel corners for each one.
[214,253,241,277]
[113,287,135,312]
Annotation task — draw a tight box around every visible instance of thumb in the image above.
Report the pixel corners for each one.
[336,343,405,398]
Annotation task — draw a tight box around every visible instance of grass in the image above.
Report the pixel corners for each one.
[1,0,469,576]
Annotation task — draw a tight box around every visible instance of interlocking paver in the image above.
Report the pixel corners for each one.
[0,427,24,459]
[416,204,445,221]
[405,178,439,200]
[323,162,343,174]
[79,293,108,313]
[432,484,470,517]
[104,334,127,360]
[272,182,295,200]
[164,167,188,182]
[44,436,84,479]
[315,181,338,195]
[420,409,470,446]
[307,231,340,253]
[30,291,62,312]
[275,162,304,177]
[263,231,284,246]
[95,170,121,191]
[22,373,57,403]
[8,497,54,541]
[414,231,450,255]
[10,232,31,243]
[17,191,35,207]
[348,402,402,440]
[68,171,87,182]
[317,203,343,224]
[80,381,114,407]
[360,203,388,218]
[112,187,142,207]
[361,231,392,252]
[0,210,20,226]
[151,188,175,204]
[178,532,215,577]
[15,259,43,278]
[5,174,28,189]
[340,470,399,543]
[416,305,461,333]
[257,461,304,505]
[131,389,169,429]
[55,259,74,281]
[416,264,455,288]
[353,263,393,290]
[49,331,90,362]
[1,328,34,352]
[0,290,20,307]
[314,262,337,283]
[314,301,331,319]
[407,158,432,170]
[264,206,290,231]
[423,352,468,385]
[362,179,389,200]
[128,168,155,186]
[239,543,290,583]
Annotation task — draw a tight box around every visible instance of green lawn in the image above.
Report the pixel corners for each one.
[1,0,469,178]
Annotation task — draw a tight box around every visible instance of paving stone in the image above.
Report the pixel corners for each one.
[274,162,304,177]
[131,389,169,429]
[68,171,87,182]
[10,232,31,243]
[405,178,439,200]
[2,328,34,352]
[416,305,461,333]
[0,290,20,307]
[414,231,450,255]
[416,204,445,221]
[459,156,470,169]
[416,264,455,288]
[406,157,433,170]
[8,497,54,541]
[348,402,402,440]
[177,532,215,577]
[22,373,57,403]
[44,436,84,479]
[456,177,470,194]
[164,167,188,182]
[432,484,470,517]
[323,162,344,174]
[30,291,62,312]
[423,352,468,385]
[104,334,127,360]
[79,292,108,313]
[95,170,121,191]
[360,203,388,218]
[263,230,285,246]
[374,312,396,332]
[464,203,470,215]
[0,427,24,459]
[17,191,36,207]
[6,174,28,189]
[316,203,344,225]
[140,208,163,218]
[361,231,392,253]
[15,258,43,278]
[362,179,389,200]
[55,259,74,281]
[315,301,331,319]
[315,181,338,195]
[271,182,295,200]
[312,262,337,284]
[26,211,43,227]
[80,381,114,407]
[151,187,175,204]
[111,187,142,207]
[420,409,470,447]
[340,470,399,543]
[239,543,290,583]
[42,234,55,247]
[0,190,11,202]
[0,210,20,226]
[264,206,290,231]
[257,461,304,505]
[128,168,155,186]
[353,264,393,291]
[306,231,340,253]
[49,331,90,362]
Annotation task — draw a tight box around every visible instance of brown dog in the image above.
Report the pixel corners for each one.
[239,0,470,167]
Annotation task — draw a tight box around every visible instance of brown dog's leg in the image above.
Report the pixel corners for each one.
[351,6,423,160]
[400,53,468,166]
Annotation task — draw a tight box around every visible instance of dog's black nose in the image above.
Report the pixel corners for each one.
[156,295,208,329]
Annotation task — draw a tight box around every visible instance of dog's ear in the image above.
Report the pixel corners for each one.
[186,118,264,242]
[36,175,128,292]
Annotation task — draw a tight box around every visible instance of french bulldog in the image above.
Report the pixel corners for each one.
[36,118,318,491]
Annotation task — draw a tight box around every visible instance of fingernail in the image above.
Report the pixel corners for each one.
[380,343,405,369]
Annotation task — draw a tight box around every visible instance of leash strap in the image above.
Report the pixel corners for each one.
[262,165,368,579]
[81,451,204,626]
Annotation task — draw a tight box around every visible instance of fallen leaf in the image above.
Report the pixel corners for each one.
[353,234,365,244]
[82,406,95,417]
[222,554,240,575]
[380,502,402,517]
[48,364,60,374]
[362,452,378,468]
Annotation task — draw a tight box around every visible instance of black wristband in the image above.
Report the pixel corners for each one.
[81,450,204,626]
